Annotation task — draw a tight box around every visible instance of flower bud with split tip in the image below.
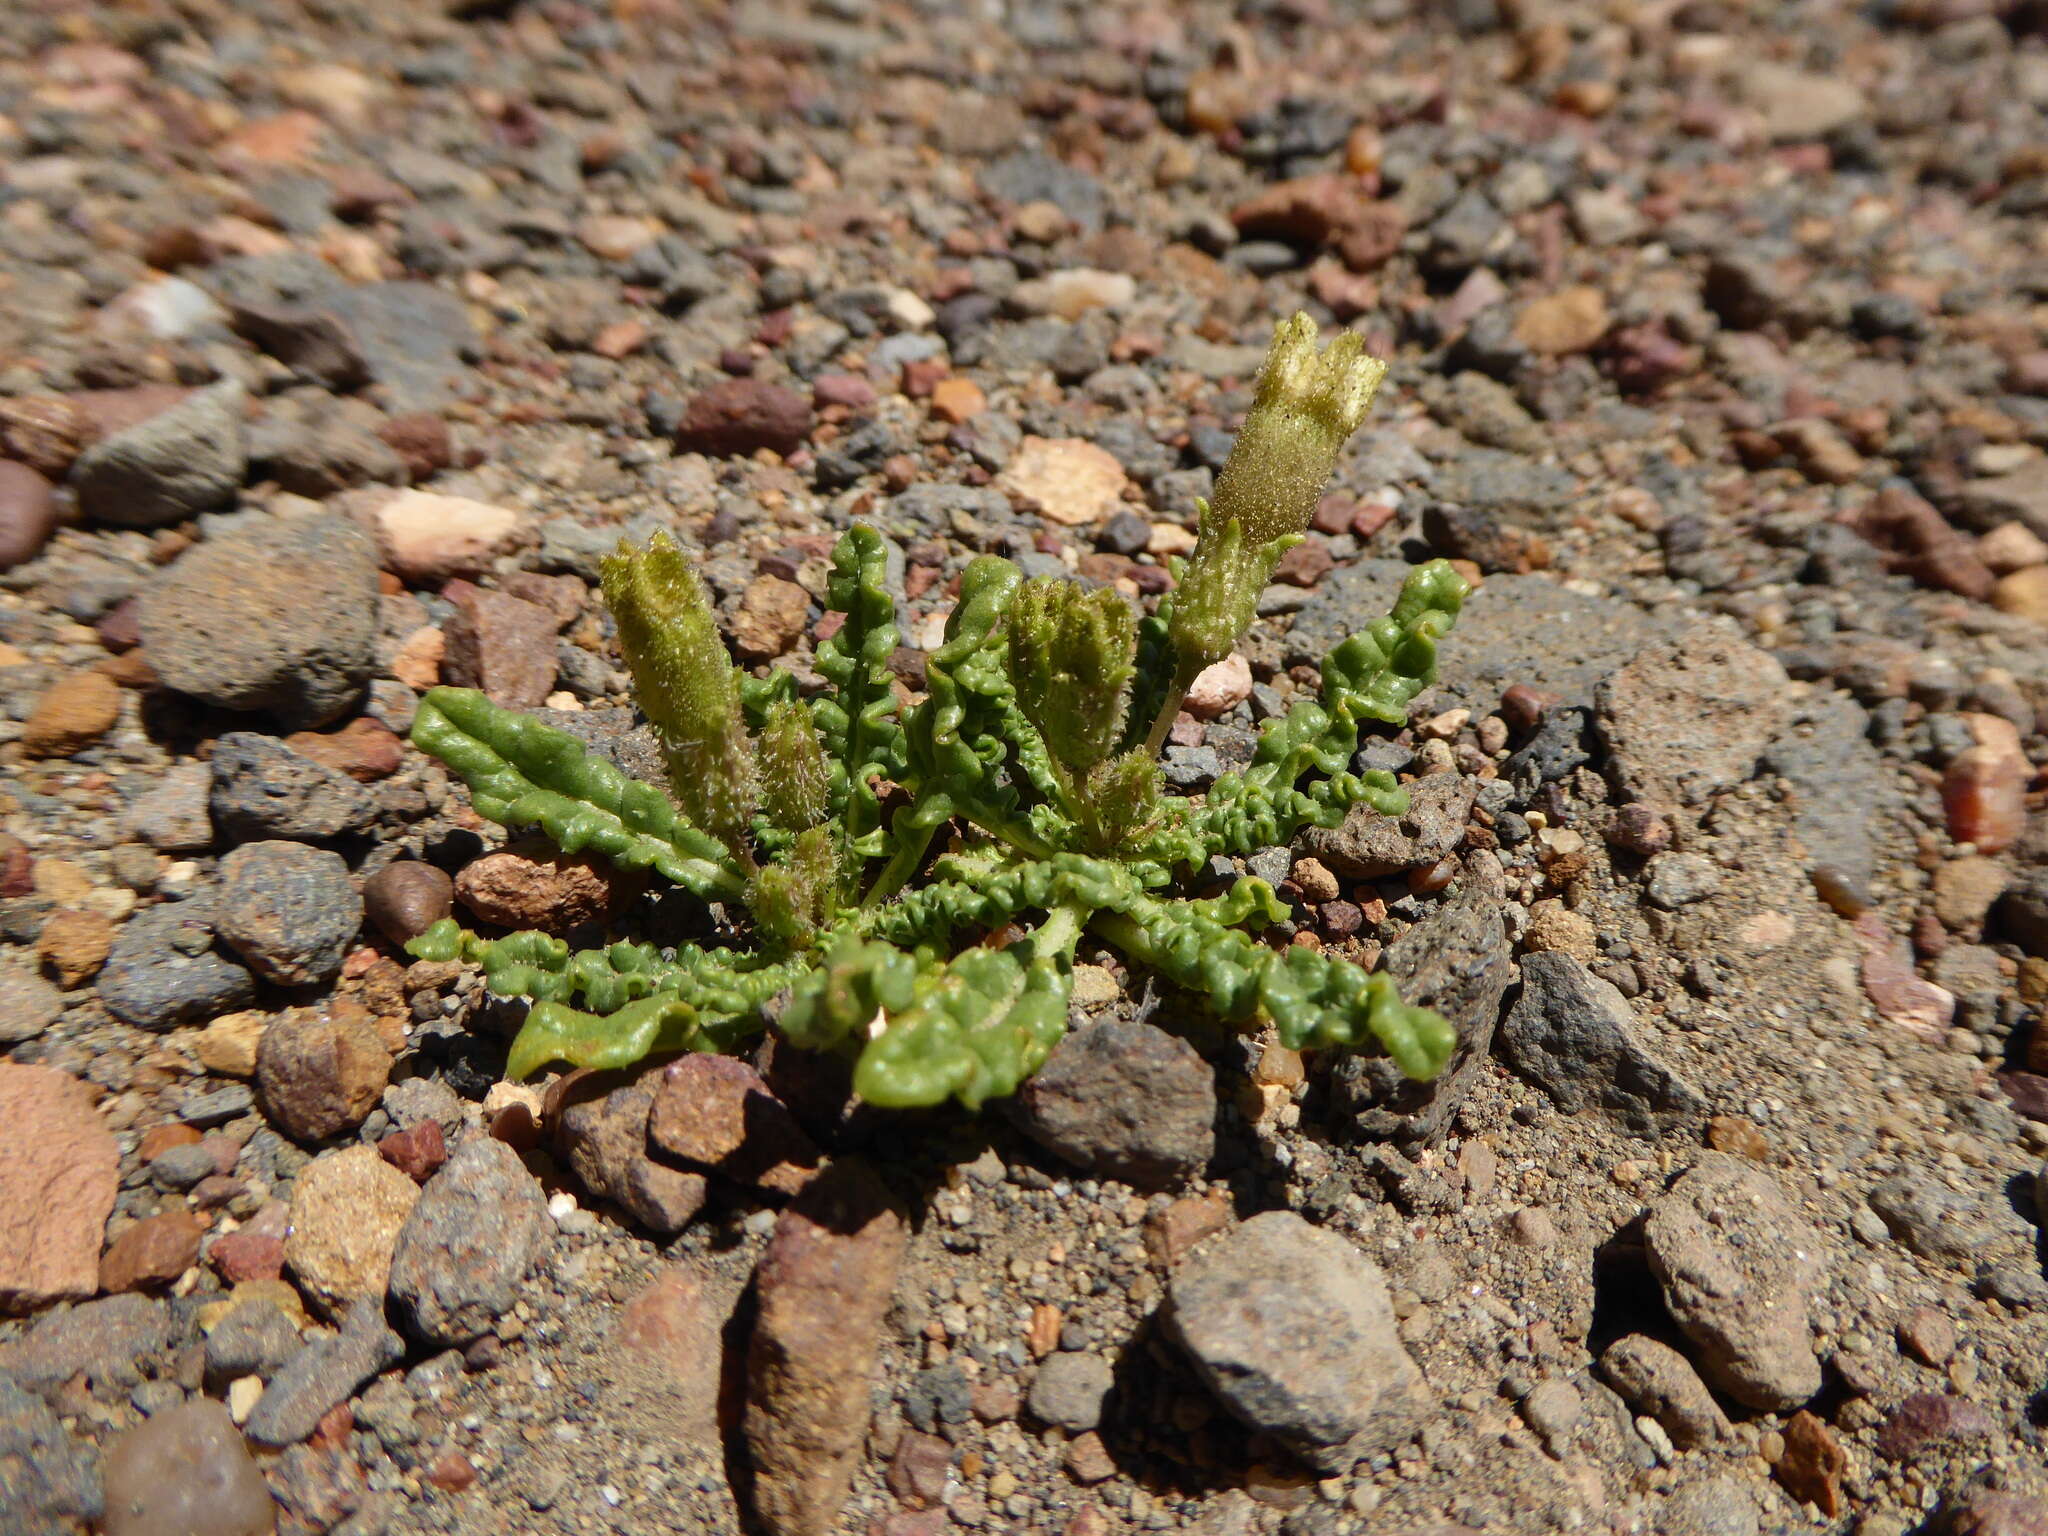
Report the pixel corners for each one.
[1008,577,1136,777]
[1168,314,1389,677]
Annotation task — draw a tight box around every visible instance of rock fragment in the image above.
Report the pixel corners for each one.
[101,1398,274,1536]
[1596,623,1790,814]
[554,1073,708,1235]
[256,1008,391,1143]
[208,733,374,843]
[1013,1020,1214,1189]
[387,1139,549,1347]
[1598,1334,1733,1448]
[0,1375,101,1534]
[73,379,245,529]
[1643,1153,1824,1411]
[0,1064,120,1313]
[1163,1211,1430,1472]
[245,1296,403,1448]
[283,1144,419,1319]
[214,841,361,986]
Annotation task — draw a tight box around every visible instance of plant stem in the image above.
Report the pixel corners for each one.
[1140,655,1200,760]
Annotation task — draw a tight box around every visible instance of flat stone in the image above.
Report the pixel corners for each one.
[244,1296,403,1448]
[1299,772,1475,879]
[73,380,245,530]
[1498,950,1706,1138]
[1597,621,1791,814]
[440,589,559,708]
[0,1293,171,1399]
[207,733,374,843]
[1164,1211,1430,1472]
[646,1055,822,1196]
[0,1065,119,1313]
[1643,1153,1824,1411]
[374,490,525,585]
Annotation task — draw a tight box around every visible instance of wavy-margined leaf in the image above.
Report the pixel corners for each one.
[411,688,744,898]
[810,526,905,857]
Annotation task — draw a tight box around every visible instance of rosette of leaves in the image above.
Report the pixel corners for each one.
[407,314,1471,1111]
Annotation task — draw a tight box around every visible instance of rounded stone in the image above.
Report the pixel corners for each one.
[255,1008,390,1144]
[140,515,379,730]
[361,862,454,945]
[283,1143,419,1319]
[101,1397,275,1536]
[1028,1351,1114,1432]
[0,459,59,571]
[213,842,361,986]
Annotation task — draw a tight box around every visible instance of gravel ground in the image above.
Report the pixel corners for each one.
[6,2,2048,1535]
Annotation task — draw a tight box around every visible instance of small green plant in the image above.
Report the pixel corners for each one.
[407,314,1468,1110]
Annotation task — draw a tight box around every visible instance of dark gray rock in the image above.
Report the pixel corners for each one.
[388,1139,550,1347]
[0,1375,100,1535]
[0,1293,172,1400]
[1013,1020,1215,1190]
[97,899,256,1032]
[1163,1211,1431,1471]
[321,282,480,413]
[245,1297,403,1448]
[1285,562,1665,716]
[1428,447,1578,523]
[1027,1351,1114,1433]
[214,840,361,986]
[203,1298,303,1388]
[1299,772,1475,879]
[72,380,245,530]
[208,733,375,842]
[978,150,1105,231]
[140,515,378,729]
[1329,860,1513,1145]
[1760,691,1892,891]
[1644,1154,1824,1412]
[1498,950,1705,1138]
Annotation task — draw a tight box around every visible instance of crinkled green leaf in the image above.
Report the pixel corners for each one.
[411,688,743,898]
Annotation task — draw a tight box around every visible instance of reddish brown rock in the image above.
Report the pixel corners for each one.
[37,908,115,987]
[377,1120,447,1183]
[1945,743,2027,854]
[1514,287,1610,356]
[555,1073,709,1236]
[440,588,559,709]
[746,1161,909,1536]
[1230,175,1369,248]
[0,460,58,571]
[1874,1393,1996,1461]
[0,395,95,477]
[285,718,404,782]
[362,861,454,944]
[375,413,453,481]
[609,1261,747,1441]
[732,574,812,662]
[1849,487,1995,599]
[455,841,642,932]
[0,1064,119,1312]
[21,669,122,758]
[208,1205,288,1284]
[1143,1189,1232,1269]
[1852,912,1955,1040]
[672,378,812,458]
[1776,1410,1846,1516]
[647,1055,822,1196]
[256,1007,392,1144]
[100,1208,208,1293]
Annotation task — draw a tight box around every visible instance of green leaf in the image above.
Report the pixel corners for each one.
[410,688,744,899]
[506,996,704,1080]
[810,526,906,859]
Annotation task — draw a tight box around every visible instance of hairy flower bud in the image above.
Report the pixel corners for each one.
[1008,577,1136,775]
[754,698,830,832]
[600,532,757,852]
[1169,315,1389,674]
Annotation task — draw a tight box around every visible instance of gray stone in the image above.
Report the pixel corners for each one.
[203,1298,303,1388]
[245,1297,403,1448]
[1428,447,1578,521]
[1867,1174,2009,1266]
[208,733,374,842]
[1498,951,1705,1138]
[73,380,245,530]
[141,515,378,730]
[1329,861,1513,1145]
[1013,1019,1215,1190]
[978,150,1105,231]
[0,1294,171,1400]
[0,1374,100,1535]
[1643,851,1722,910]
[96,899,256,1032]
[1284,562,1665,717]
[1299,772,1475,879]
[0,964,63,1044]
[1028,1352,1114,1433]
[1659,1476,1760,1536]
[1598,1334,1733,1448]
[1595,622,1791,814]
[120,764,214,852]
[1163,1211,1431,1472]
[388,1138,550,1347]
[1759,691,1891,889]
[213,841,361,986]
[1952,466,2048,540]
[1643,1153,1823,1412]
[322,282,480,414]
